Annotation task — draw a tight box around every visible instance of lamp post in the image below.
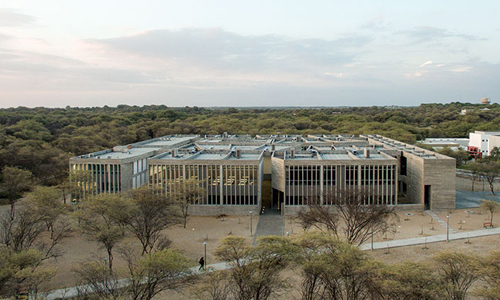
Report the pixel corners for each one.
[250,211,253,236]
[371,223,374,251]
[203,242,207,270]
[446,215,450,242]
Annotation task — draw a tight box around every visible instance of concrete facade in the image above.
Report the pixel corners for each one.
[70,133,456,214]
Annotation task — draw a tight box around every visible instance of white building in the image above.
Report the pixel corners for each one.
[468,131,500,157]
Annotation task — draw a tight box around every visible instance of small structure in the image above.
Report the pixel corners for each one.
[481,97,491,105]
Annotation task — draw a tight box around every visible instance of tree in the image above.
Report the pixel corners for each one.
[24,186,65,239]
[437,147,471,167]
[476,161,500,195]
[192,270,231,300]
[477,251,500,300]
[170,178,205,229]
[75,194,134,273]
[481,200,500,226]
[434,251,481,300]
[126,186,180,254]
[69,169,94,202]
[377,261,443,300]
[462,162,483,192]
[296,189,398,246]
[215,236,298,300]
[0,196,68,298]
[73,259,124,299]
[122,247,192,300]
[294,232,381,300]
[0,167,33,219]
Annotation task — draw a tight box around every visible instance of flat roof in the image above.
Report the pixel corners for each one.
[320,153,351,160]
[93,148,157,160]
[135,136,196,147]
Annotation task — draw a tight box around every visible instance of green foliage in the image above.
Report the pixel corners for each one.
[125,185,180,254]
[75,194,134,272]
[437,147,471,167]
[1,103,500,186]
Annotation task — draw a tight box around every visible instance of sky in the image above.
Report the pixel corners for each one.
[0,0,499,108]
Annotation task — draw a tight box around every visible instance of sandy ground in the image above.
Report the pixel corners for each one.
[7,174,500,297]
[48,215,256,289]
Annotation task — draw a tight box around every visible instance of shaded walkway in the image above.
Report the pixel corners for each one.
[251,210,284,246]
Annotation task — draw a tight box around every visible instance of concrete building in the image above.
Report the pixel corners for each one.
[70,133,456,213]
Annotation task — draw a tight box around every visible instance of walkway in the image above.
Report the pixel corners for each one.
[359,226,500,250]
[426,210,456,233]
[251,210,284,246]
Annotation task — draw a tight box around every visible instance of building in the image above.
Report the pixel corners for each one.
[418,138,469,151]
[468,131,500,158]
[70,133,456,213]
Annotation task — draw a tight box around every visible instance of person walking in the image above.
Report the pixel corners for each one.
[199,256,205,271]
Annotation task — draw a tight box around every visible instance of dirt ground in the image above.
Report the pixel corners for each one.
[21,175,500,297]
[49,215,256,289]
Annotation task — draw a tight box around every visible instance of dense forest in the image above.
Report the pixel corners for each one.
[1,102,499,186]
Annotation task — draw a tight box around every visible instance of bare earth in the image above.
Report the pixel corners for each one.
[31,175,500,298]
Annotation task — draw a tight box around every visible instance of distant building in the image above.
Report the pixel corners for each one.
[418,138,469,151]
[481,97,491,105]
[468,131,500,158]
[70,133,456,213]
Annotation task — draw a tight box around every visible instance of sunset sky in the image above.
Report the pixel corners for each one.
[0,0,499,107]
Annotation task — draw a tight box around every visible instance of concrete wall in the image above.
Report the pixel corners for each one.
[271,156,286,191]
[424,159,456,211]
[283,203,422,216]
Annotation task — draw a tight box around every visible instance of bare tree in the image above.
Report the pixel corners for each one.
[475,161,500,195]
[192,270,231,300]
[169,178,205,229]
[73,260,124,300]
[126,185,180,254]
[434,251,481,300]
[296,189,398,246]
[0,197,69,298]
[215,236,298,300]
[462,163,482,192]
[294,232,382,300]
[481,200,500,226]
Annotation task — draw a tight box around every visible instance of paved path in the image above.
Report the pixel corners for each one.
[251,210,284,246]
[426,210,456,233]
[359,226,500,250]
[456,190,500,209]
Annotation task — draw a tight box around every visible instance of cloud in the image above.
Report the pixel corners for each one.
[87,28,370,72]
[0,10,35,27]
[360,15,388,30]
[400,26,484,44]
[451,66,472,73]
[419,60,433,68]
